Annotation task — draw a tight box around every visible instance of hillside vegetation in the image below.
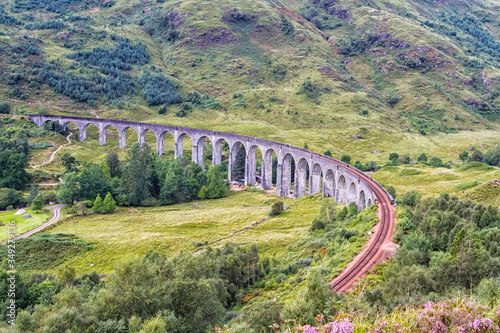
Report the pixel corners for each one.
[0,0,498,161]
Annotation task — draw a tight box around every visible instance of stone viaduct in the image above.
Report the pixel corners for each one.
[29,115,394,209]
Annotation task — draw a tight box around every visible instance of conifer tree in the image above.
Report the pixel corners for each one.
[93,194,103,213]
[32,194,44,213]
[103,192,116,214]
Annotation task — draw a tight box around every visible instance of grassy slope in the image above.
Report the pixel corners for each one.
[44,191,319,275]
[0,0,497,164]
[372,162,500,204]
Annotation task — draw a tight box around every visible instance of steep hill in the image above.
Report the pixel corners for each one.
[0,0,499,161]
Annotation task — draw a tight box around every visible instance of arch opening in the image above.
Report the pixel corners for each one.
[101,124,119,147]
[213,138,230,179]
[338,175,347,203]
[61,121,81,141]
[140,129,158,153]
[279,153,295,197]
[323,169,336,198]
[262,148,278,190]
[158,131,175,159]
[118,126,139,149]
[230,142,246,182]
[175,133,193,161]
[248,145,263,187]
[194,136,213,170]
[348,182,357,205]
[359,190,366,209]
[294,158,309,198]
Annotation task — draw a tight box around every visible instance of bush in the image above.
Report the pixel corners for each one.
[399,190,421,207]
[269,201,284,216]
[0,101,10,114]
[341,154,351,164]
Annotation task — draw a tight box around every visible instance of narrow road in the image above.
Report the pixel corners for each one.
[2,204,65,245]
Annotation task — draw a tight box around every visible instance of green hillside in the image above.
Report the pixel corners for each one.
[0,0,499,162]
[0,1,499,332]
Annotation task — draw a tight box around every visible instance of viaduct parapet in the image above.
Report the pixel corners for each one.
[29,115,394,209]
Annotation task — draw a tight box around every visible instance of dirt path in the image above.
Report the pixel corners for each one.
[31,132,73,175]
[2,204,65,245]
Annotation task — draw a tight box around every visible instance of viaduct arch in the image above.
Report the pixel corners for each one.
[29,115,394,209]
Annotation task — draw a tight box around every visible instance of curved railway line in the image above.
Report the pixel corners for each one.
[327,157,395,292]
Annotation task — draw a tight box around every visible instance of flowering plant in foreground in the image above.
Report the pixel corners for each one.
[283,318,355,333]
[369,298,500,333]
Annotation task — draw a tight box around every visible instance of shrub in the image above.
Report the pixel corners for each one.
[269,201,284,216]
[0,101,10,114]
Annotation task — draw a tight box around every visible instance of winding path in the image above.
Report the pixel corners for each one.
[31,132,73,174]
[2,205,65,246]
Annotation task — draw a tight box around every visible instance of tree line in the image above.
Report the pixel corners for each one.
[57,142,229,209]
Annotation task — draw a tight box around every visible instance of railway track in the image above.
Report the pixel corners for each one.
[324,157,394,292]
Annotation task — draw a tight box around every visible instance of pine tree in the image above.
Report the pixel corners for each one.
[103,192,116,214]
[205,165,228,199]
[106,148,122,178]
[93,194,104,213]
[32,194,44,213]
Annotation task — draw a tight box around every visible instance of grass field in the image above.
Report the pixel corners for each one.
[45,191,320,275]
[0,208,50,243]
[372,163,500,205]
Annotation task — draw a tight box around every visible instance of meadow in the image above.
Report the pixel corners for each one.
[43,191,319,275]
[0,208,49,243]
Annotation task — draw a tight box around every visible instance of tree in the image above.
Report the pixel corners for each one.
[399,190,421,207]
[56,265,75,287]
[93,194,104,213]
[303,143,309,149]
[0,102,10,114]
[468,150,484,162]
[103,192,116,214]
[389,153,399,163]
[57,172,80,205]
[0,188,26,210]
[61,152,80,174]
[106,149,122,178]
[26,187,39,204]
[429,157,444,167]
[232,144,246,180]
[341,154,351,164]
[483,146,500,167]
[203,165,228,199]
[459,150,469,163]
[324,150,332,157]
[138,316,167,333]
[304,269,333,318]
[123,143,153,206]
[0,153,29,190]
[78,163,111,201]
[417,153,428,162]
[160,168,179,205]
[32,195,44,213]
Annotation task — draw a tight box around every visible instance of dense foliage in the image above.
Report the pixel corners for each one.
[57,143,228,208]
[139,72,182,106]
[0,118,30,190]
[0,243,263,333]
[12,0,114,13]
[66,39,150,72]
[365,193,500,309]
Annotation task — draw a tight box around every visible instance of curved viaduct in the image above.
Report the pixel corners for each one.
[29,115,393,210]
[29,114,395,290]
